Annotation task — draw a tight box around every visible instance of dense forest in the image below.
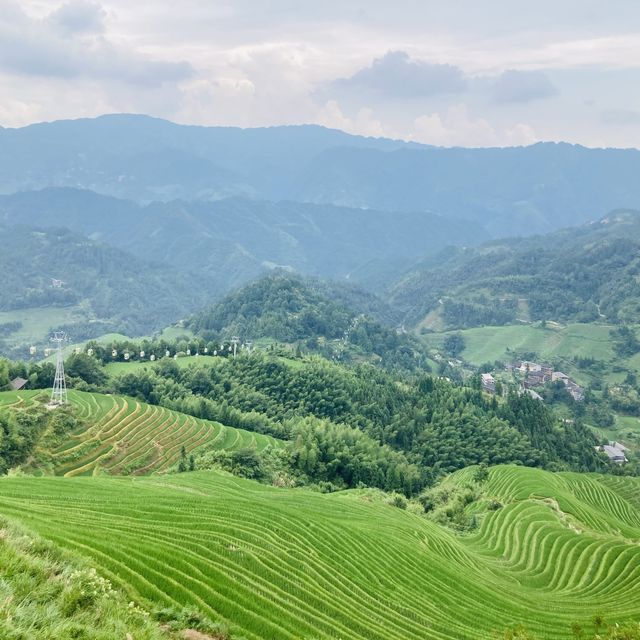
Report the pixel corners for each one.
[390,210,640,328]
[0,224,217,340]
[3,343,613,494]
[189,273,426,372]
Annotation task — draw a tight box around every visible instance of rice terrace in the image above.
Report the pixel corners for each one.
[0,390,283,477]
[3,1,640,637]
[0,433,638,639]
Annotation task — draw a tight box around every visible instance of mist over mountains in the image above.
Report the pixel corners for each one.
[0,188,486,292]
[2,114,640,238]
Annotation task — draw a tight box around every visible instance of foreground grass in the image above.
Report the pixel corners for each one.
[0,517,171,640]
[0,466,638,639]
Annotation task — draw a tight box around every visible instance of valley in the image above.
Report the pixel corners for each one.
[1,111,640,639]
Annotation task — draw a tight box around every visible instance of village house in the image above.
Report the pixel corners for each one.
[595,441,629,464]
[565,381,584,402]
[504,360,585,402]
[9,377,27,391]
[517,361,542,373]
[481,373,496,393]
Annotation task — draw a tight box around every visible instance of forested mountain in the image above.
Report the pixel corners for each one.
[0,114,410,202]
[0,188,485,291]
[389,210,640,329]
[2,115,640,238]
[0,225,215,340]
[83,351,606,484]
[189,273,423,371]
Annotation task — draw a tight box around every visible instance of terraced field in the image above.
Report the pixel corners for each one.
[0,390,283,477]
[420,323,617,367]
[0,465,638,639]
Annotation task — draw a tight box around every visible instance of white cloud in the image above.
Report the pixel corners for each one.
[330,51,467,98]
[491,70,558,103]
[0,1,192,85]
[317,100,388,138]
[47,1,106,35]
[0,1,639,149]
[412,104,537,147]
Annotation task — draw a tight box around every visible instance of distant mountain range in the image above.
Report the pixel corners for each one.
[3,114,640,348]
[2,114,640,238]
[389,210,640,329]
[0,188,485,291]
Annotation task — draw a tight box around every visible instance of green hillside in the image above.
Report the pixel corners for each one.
[0,517,177,640]
[189,273,424,371]
[0,465,638,639]
[0,225,217,358]
[421,323,617,369]
[391,210,640,329]
[0,390,283,477]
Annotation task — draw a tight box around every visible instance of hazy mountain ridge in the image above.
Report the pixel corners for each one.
[2,114,640,239]
[0,224,217,343]
[0,187,486,291]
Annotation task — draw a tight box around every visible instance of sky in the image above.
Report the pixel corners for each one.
[1,0,640,148]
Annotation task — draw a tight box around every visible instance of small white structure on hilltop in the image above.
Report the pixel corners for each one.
[50,331,68,406]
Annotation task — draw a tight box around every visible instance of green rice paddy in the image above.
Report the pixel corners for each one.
[0,465,637,639]
[0,390,283,477]
[421,323,617,366]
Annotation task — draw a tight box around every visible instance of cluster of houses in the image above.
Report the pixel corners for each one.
[508,360,584,402]
[481,362,633,467]
[480,360,585,402]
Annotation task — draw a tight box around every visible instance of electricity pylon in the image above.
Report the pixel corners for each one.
[50,331,68,405]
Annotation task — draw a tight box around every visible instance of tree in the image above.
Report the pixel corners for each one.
[65,353,107,386]
[443,333,465,358]
[0,359,9,390]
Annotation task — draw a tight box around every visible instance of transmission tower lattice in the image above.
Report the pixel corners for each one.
[50,331,68,405]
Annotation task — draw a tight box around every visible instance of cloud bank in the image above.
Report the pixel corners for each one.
[1,1,639,148]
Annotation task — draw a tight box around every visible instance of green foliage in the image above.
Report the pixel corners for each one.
[288,417,425,495]
[191,273,353,343]
[189,273,428,372]
[0,358,9,389]
[443,298,517,328]
[390,211,640,328]
[611,326,640,357]
[443,332,466,357]
[0,402,80,473]
[103,352,606,486]
[65,353,107,386]
[0,224,218,351]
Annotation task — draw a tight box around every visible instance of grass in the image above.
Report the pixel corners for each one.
[104,355,212,377]
[0,516,172,639]
[0,306,88,347]
[420,323,617,367]
[0,465,637,639]
[0,390,284,477]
